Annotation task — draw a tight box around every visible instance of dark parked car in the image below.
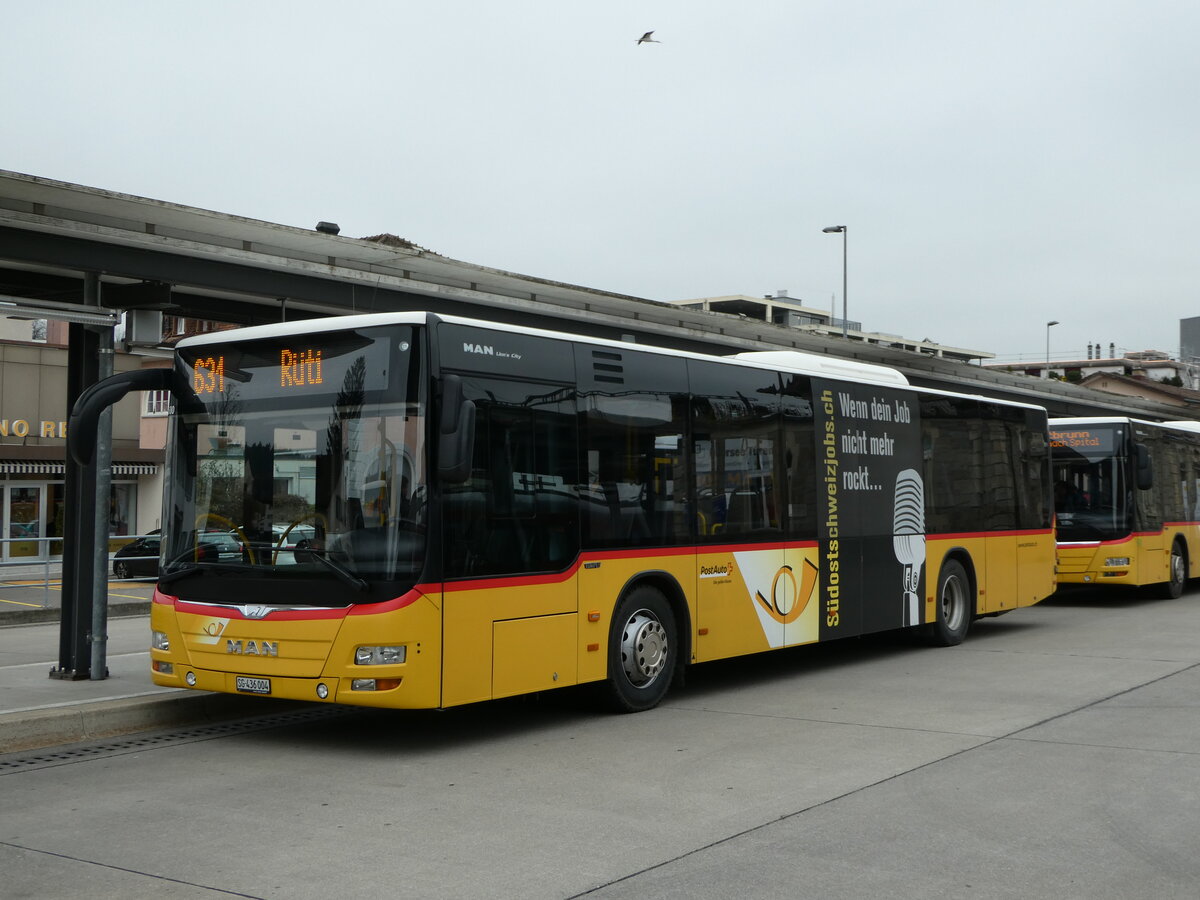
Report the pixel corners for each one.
[112,532,241,579]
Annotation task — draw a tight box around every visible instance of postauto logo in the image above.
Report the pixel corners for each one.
[754,560,818,625]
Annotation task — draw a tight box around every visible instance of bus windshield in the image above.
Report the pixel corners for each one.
[162,325,427,602]
[1050,424,1132,541]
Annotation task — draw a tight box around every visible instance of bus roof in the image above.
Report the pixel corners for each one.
[1051,416,1200,434]
[1049,416,1137,427]
[175,311,908,386]
[175,311,431,349]
[177,311,1051,410]
[729,349,908,386]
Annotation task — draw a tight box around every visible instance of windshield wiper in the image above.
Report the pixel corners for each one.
[157,561,268,587]
[306,550,370,593]
[158,563,202,586]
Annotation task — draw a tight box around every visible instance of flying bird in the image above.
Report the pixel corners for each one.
[636,31,661,45]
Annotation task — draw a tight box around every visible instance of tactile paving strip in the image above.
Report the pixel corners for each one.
[0,706,352,774]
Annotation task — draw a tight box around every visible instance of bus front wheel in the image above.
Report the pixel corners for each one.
[925,559,971,647]
[604,586,677,713]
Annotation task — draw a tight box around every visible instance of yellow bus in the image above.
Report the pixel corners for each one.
[1050,417,1200,598]
[84,313,1055,712]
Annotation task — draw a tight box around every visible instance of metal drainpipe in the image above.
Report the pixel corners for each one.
[90,290,114,680]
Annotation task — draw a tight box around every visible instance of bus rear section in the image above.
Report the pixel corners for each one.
[1050,417,1200,598]
[919,394,1056,623]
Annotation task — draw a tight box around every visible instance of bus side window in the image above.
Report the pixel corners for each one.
[689,361,781,541]
[780,374,816,540]
[578,346,690,550]
[443,378,579,577]
[920,396,984,534]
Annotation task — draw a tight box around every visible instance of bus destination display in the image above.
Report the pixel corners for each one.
[179,327,404,407]
[192,356,225,395]
[1049,428,1115,454]
[279,348,323,388]
[191,348,324,395]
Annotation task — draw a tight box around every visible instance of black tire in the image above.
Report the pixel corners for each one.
[114,561,130,580]
[924,558,972,647]
[1155,540,1187,599]
[603,585,677,713]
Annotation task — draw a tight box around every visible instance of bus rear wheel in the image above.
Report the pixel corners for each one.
[604,586,677,713]
[1155,540,1187,600]
[925,559,971,647]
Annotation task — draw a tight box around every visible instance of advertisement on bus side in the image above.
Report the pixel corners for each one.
[813,379,925,639]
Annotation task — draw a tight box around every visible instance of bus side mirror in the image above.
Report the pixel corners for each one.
[438,374,476,483]
[1134,442,1154,491]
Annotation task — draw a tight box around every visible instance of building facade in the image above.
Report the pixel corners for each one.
[0,318,164,562]
[989,348,1200,389]
[1181,317,1200,369]
[663,292,993,363]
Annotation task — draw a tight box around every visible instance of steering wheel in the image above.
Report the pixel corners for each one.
[273,513,330,565]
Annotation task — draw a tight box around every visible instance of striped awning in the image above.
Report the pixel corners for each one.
[113,463,159,476]
[0,461,63,475]
[0,461,159,476]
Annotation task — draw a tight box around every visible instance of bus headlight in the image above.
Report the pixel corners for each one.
[152,631,170,651]
[355,645,406,665]
[1104,557,1131,567]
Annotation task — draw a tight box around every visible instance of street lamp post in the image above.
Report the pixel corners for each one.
[1045,320,1060,379]
[822,225,847,338]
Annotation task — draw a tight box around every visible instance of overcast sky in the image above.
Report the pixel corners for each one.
[5,1,1197,363]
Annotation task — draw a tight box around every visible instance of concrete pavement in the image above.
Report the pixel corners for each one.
[4,585,1200,898]
[2,582,1197,768]
[0,610,299,753]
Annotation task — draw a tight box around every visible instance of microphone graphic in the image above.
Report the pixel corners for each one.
[893,468,925,627]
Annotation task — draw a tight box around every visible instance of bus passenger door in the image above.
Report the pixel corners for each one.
[439,371,581,706]
[689,356,787,660]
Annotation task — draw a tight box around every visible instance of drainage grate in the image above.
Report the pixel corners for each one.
[0,706,354,774]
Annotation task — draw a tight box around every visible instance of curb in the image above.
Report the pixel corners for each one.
[0,602,151,627]
[0,692,311,755]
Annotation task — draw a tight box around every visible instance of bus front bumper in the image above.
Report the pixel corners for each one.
[1056,543,1134,585]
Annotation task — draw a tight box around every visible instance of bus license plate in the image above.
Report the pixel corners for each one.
[235,676,271,695]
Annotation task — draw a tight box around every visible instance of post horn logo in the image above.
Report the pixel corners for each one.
[755,559,819,625]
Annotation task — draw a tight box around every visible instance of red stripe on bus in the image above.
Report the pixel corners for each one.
[347,588,424,615]
[156,528,1041,615]
[1060,529,1192,548]
[929,529,1053,541]
[699,540,819,554]
[155,587,424,619]
[441,561,585,593]
[586,546,696,561]
[166,600,347,621]
[438,540,819,593]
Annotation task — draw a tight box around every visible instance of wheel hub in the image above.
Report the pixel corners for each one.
[620,609,668,687]
[940,576,965,631]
